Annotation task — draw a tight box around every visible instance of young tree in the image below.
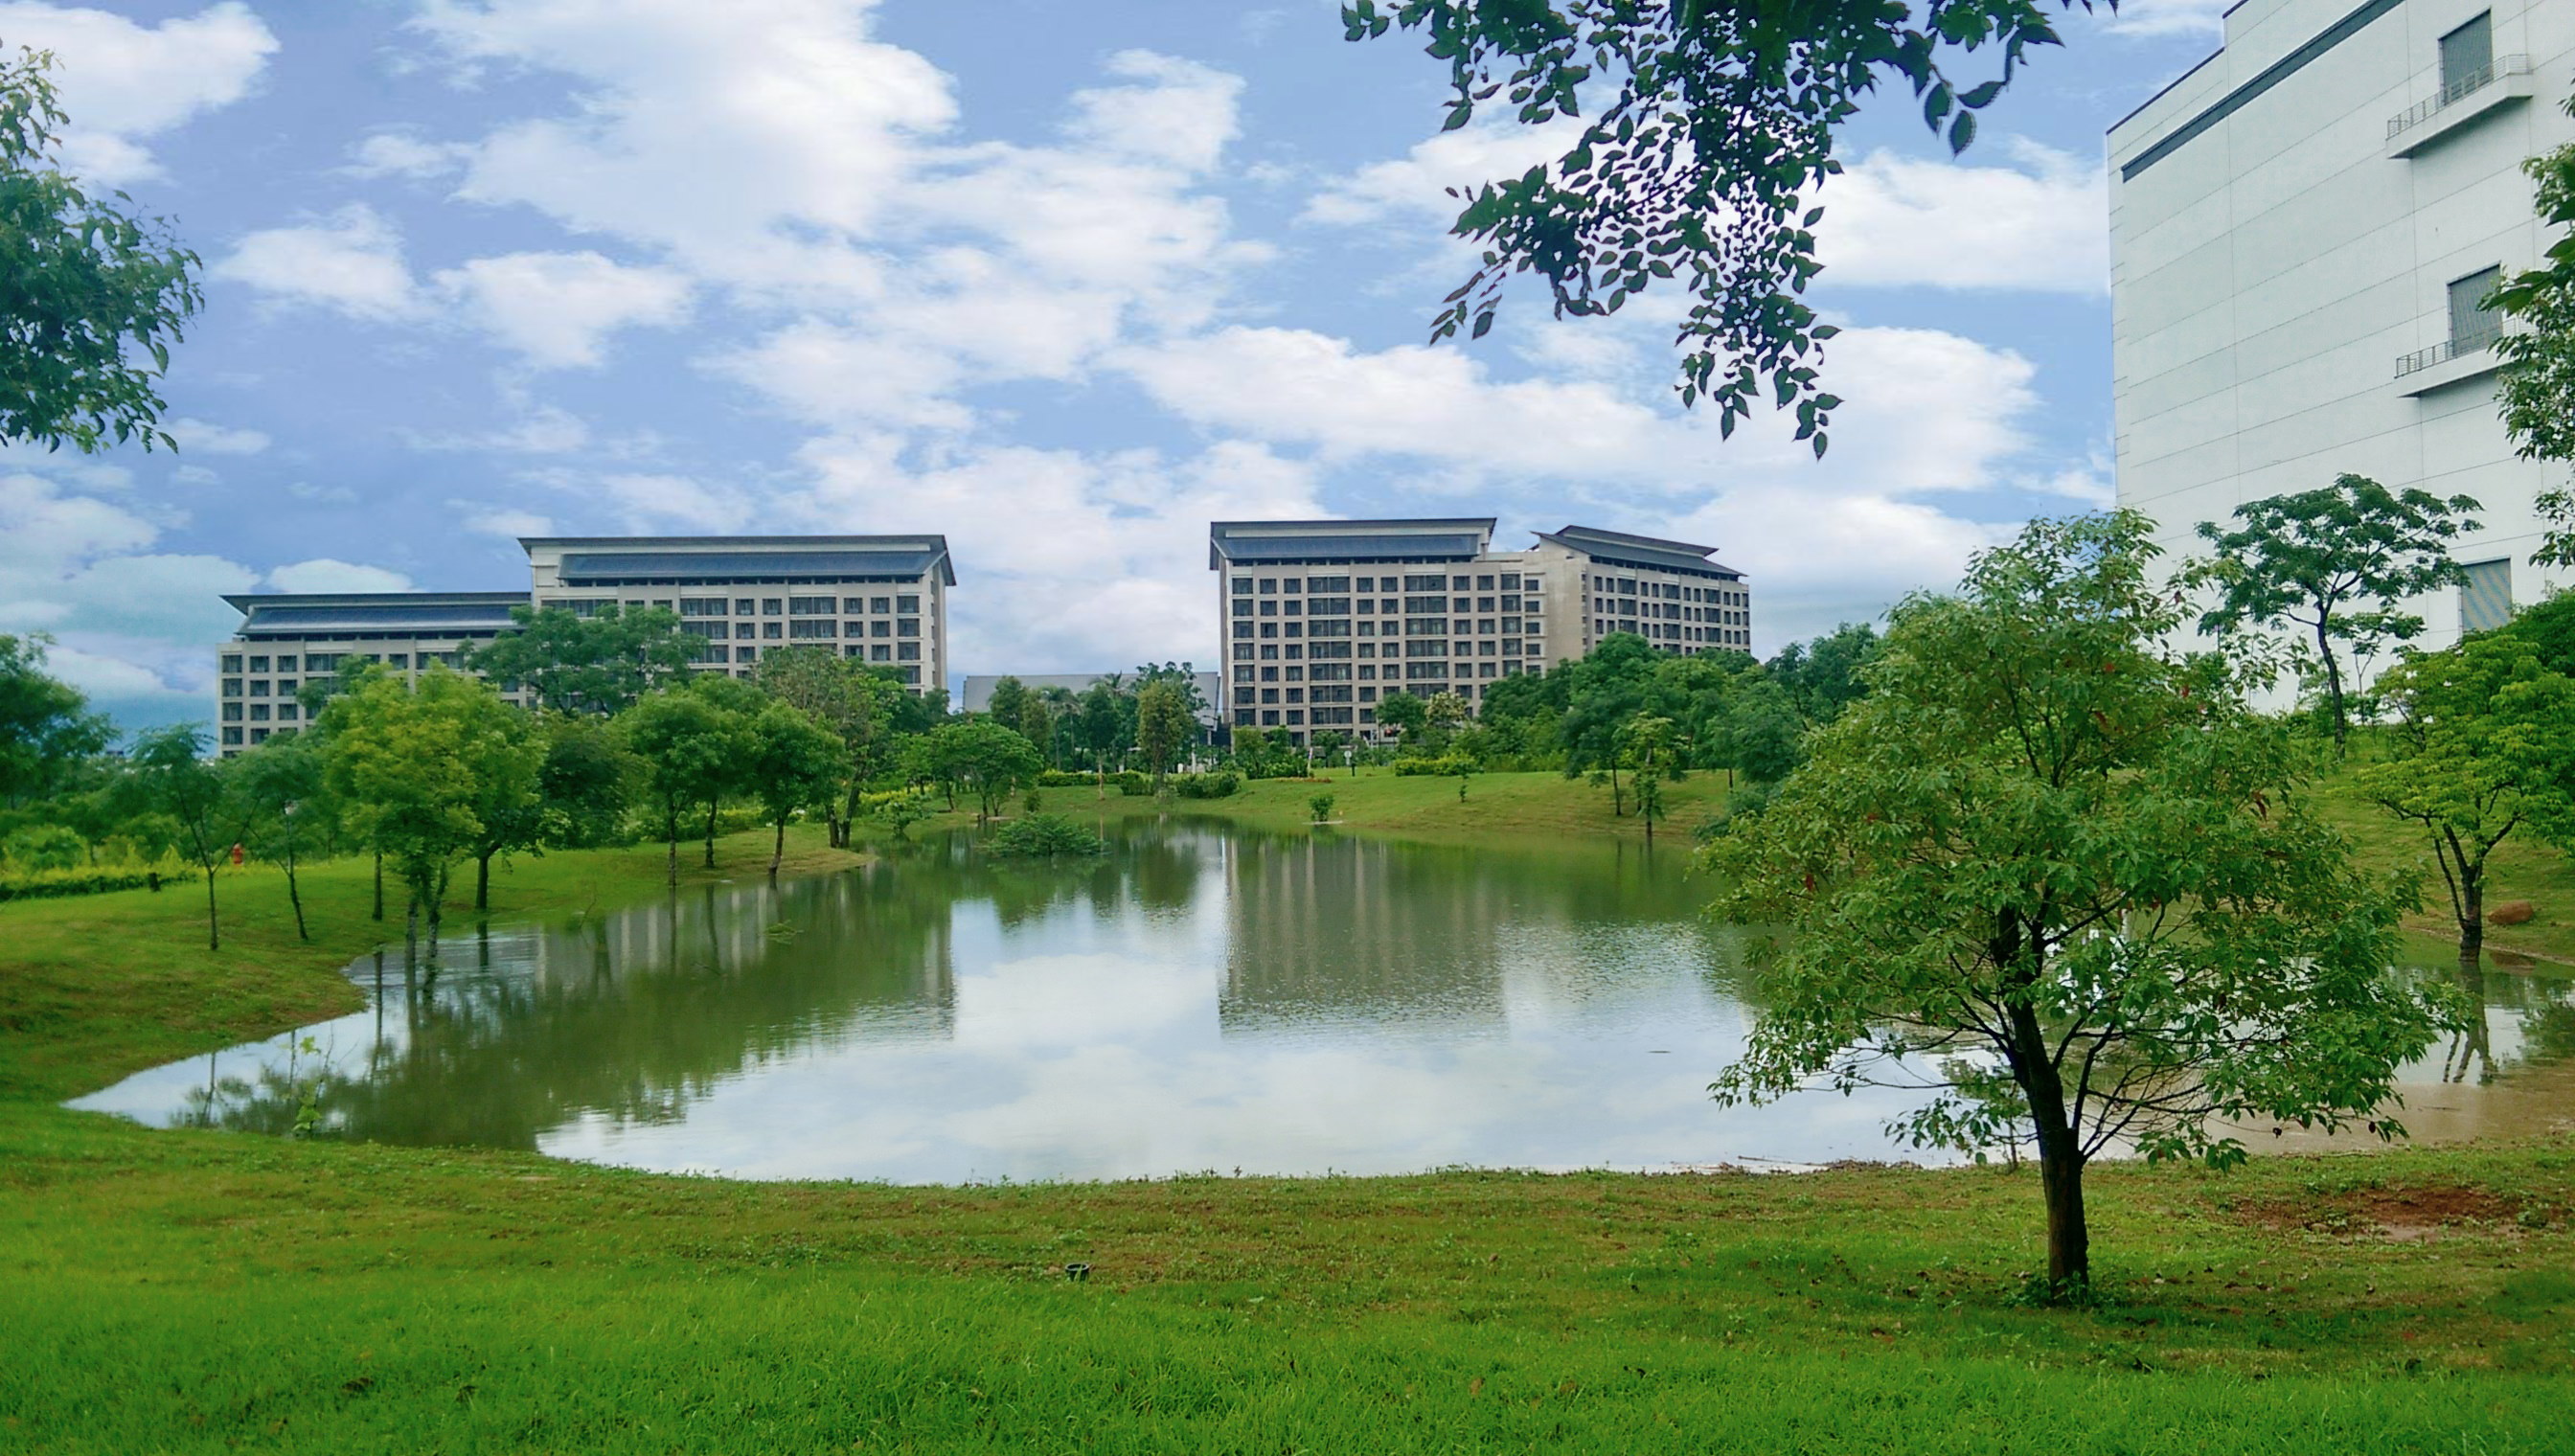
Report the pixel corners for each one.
[1374,690,1427,749]
[985,676,1031,734]
[1618,714,1677,843]
[2185,475,2482,747]
[2359,635,2575,965]
[1,49,203,452]
[0,633,111,808]
[324,670,541,945]
[1134,680,1192,785]
[1341,2,2074,452]
[536,715,635,849]
[129,725,243,951]
[231,735,330,942]
[1310,729,1352,777]
[467,603,695,715]
[619,687,746,884]
[758,647,905,845]
[1080,681,1125,790]
[1705,512,2450,1294]
[744,701,847,876]
[914,720,1043,825]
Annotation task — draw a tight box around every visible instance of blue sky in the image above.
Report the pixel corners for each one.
[0,0,2232,729]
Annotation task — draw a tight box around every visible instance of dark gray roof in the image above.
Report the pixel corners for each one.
[557,548,946,582]
[1539,525,1743,580]
[1209,519,1495,567]
[226,592,529,638]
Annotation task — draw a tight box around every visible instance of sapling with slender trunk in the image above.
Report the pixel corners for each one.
[1707,512,2452,1296]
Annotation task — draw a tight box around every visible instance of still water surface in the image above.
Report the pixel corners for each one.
[73,821,2575,1181]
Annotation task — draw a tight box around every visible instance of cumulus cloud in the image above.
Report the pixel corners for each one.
[1300,118,1584,227]
[164,417,270,455]
[343,129,470,179]
[264,558,415,594]
[0,1,277,183]
[1816,142,2108,294]
[214,204,424,322]
[430,251,694,368]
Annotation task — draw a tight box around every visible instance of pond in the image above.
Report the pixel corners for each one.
[71,820,2575,1181]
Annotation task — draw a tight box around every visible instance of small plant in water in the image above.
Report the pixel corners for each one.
[287,1035,326,1138]
[985,813,1105,858]
[1310,793,1335,824]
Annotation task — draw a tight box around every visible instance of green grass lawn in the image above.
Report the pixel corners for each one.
[4,772,2574,1451]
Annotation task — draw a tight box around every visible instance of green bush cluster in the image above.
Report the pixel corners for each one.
[1168,770,1241,799]
[1036,768,1149,793]
[982,813,1106,858]
[1390,754,1478,778]
[0,864,170,902]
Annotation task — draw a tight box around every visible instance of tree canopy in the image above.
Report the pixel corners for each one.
[1342,0,2081,452]
[1,48,204,452]
[467,604,696,716]
[1705,511,2449,1292]
[0,632,111,808]
[2184,475,2481,746]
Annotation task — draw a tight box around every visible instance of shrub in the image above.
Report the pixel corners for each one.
[1309,793,1335,824]
[984,813,1106,858]
[0,864,167,902]
[1170,769,1242,800]
[1391,754,1479,778]
[2,824,86,872]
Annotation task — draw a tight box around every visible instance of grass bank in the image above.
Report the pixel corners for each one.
[5,772,2574,1450]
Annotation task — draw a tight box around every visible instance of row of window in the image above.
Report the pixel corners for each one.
[678,617,922,641]
[1234,572,1540,595]
[1583,573,1745,605]
[1234,595,1541,618]
[1233,620,1547,643]
[688,642,922,665]
[560,593,924,618]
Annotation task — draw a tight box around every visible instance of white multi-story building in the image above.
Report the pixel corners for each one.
[215,535,955,754]
[2110,0,2575,648]
[1207,519,1751,742]
[521,535,953,692]
[213,591,529,754]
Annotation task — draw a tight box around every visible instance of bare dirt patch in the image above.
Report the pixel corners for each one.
[2244,1183,2522,1240]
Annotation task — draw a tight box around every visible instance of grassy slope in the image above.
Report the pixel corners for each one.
[5,771,2574,1451]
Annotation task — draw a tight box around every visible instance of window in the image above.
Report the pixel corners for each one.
[221,703,242,721]
[763,622,783,639]
[278,679,297,696]
[2461,557,2513,632]
[897,618,920,637]
[872,597,892,614]
[737,599,758,615]
[735,623,756,639]
[2440,11,2494,102]
[897,595,920,612]
[871,645,892,662]
[221,678,242,698]
[843,598,868,614]
[872,621,891,638]
[788,620,837,638]
[762,599,784,616]
[221,727,242,746]
[249,680,270,697]
[247,655,269,672]
[898,643,920,660]
[1308,576,1349,593]
[220,654,243,673]
[2450,265,2502,353]
[789,596,834,615]
[1233,578,1253,595]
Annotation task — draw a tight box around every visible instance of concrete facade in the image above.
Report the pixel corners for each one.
[2109,0,2575,657]
[1207,519,1750,743]
[214,592,528,754]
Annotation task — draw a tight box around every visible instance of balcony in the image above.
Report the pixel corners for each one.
[2386,56,2533,158]
[2394,328,2503,397]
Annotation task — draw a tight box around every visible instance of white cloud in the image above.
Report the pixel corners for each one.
[0,2,277,183]
[164,417,270,455]
[430,251,694,368]
[213,204,423,322]
[2102,0,2229,38]
[344,129,470,179]
[455,504,554,539]
[1301,119,1583,227]
[264,558,415,594]
[1816,142,2108,294]
[285,481,359,504]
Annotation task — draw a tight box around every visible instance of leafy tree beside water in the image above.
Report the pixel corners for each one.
[1134,680,1193,786]
[323,670,543,945]
[231,735,331,942]
[1706,512,2450,1295]
[129,724,245,951]
[2359,635,2575,966]
[744,702,845,876]
[2184,476,2482,748]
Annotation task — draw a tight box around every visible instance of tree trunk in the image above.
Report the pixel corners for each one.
[666,811,679,887]
[771,818,786,876]
[285,852,308,943]
[704,802,719,868]
[2005,999,2090,1292]
[2458,864,2485,965]
[1611,764,1624,816]
[404,895,419,963]
[426,864,447,948]
[2314,616,2348,751]
[475,851,492,912]
[202,864,220,952]
[372,851,384,922]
